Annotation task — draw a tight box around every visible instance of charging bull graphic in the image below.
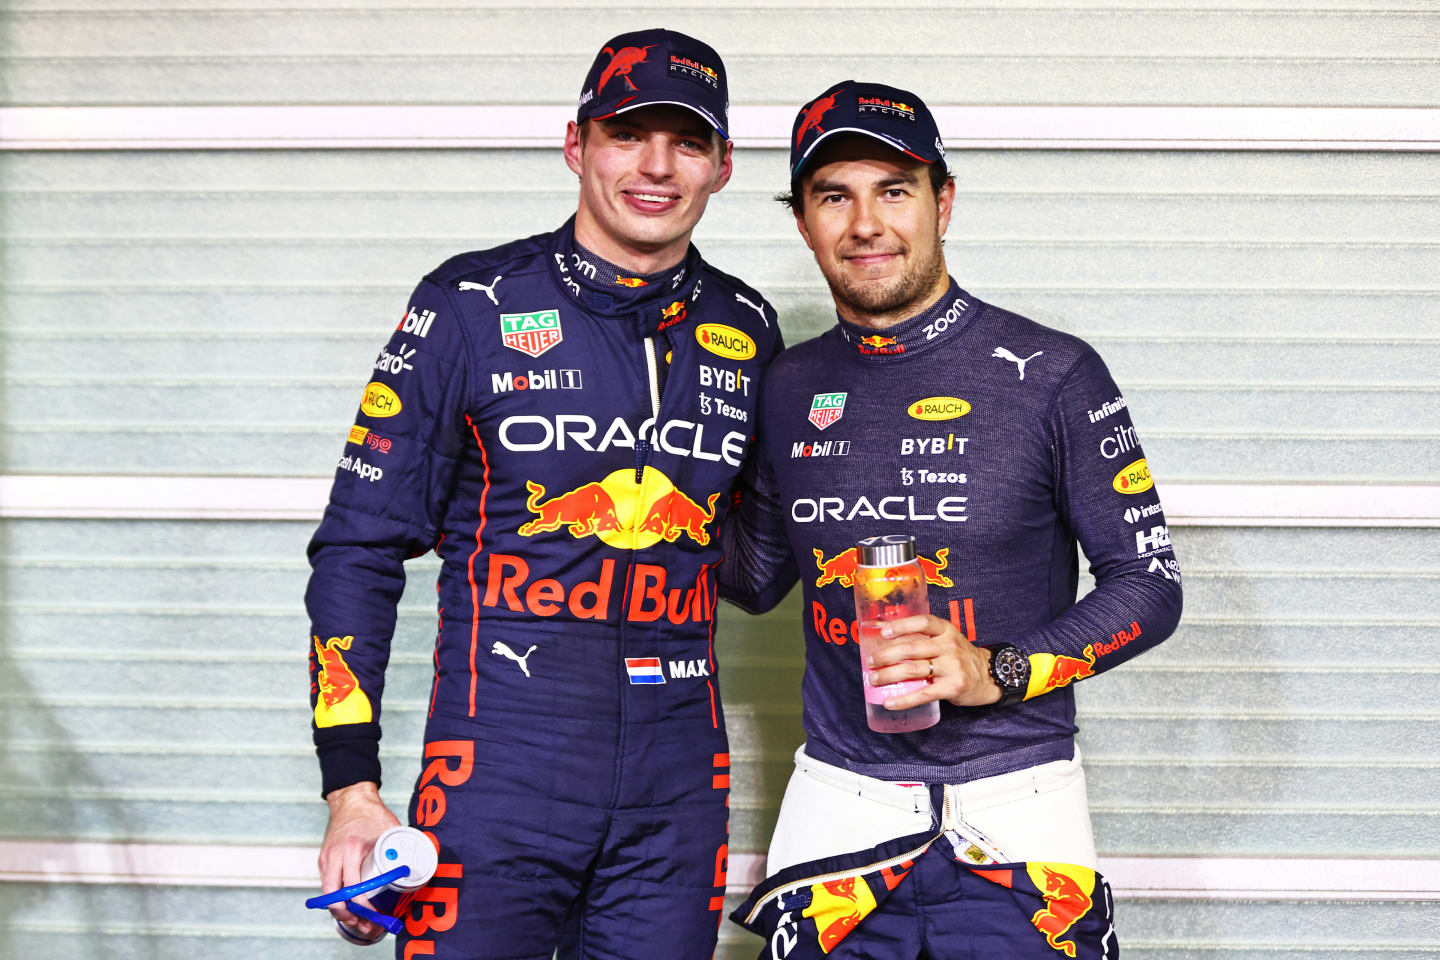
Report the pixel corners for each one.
[312,634,373,727]
[517,480,623,537]
[599,45,654,93]
[813,546,954,588]
[1027,645,1097,698]
[1027,863,1097,957]
[638,490,720,546]
[802,875,878,954]
[517,468,719,549]
[796,89,842,148]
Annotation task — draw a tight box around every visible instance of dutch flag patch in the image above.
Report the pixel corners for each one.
[624,657,666,685]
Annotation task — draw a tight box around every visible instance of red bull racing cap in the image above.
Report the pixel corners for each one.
[790,80,945,178]
[578,29,730,140]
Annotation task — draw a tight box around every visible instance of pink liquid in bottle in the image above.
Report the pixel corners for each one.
[852,535,941,733]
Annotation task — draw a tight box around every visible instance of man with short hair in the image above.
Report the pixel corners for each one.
[307,29,783,959]
[722,80,1183,958]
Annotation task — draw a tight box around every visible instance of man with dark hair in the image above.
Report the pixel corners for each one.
[307,29,784,959]
[722,80,1183,958]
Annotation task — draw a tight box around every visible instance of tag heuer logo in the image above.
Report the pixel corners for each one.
[808,392,847,430]
[500,310,563,358]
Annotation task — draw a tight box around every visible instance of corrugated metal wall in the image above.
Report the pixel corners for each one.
[2,2,1438,958]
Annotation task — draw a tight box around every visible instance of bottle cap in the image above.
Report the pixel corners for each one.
[856,535,917,567]
[372,826,439,890]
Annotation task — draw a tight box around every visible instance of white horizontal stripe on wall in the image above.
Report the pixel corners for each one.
[2,106,1438,151]
[2,841,1437,902]
[2,476,1437,526]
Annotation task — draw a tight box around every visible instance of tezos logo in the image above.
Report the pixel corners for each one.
[908,396,970,421]
[500,310,563,359]
[808,392,846,430]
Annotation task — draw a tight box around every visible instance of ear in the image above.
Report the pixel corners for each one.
[935,175,956,237]
[564,121,584,177]
[794,208,815,252]
[708,139,735,195]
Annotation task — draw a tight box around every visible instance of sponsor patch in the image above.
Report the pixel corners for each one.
[348,424,392,454]
[500,309,563,358]
[857,96,917,122]
[908,396,971,421]
[792,439,850,458]
[1112,458,1153,494]
[808,392,847,430]
[669,53,720,90]
[397,306,437,339]
[696,323,755,360]
[361,381,401,418]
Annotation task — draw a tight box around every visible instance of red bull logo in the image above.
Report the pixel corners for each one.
[857,334,904,356]
[517,467,718,549]
[1028,645,1097,698]
[312,635,373,727]
[404,740,473,948]
[598,44,654,93]
[802,875,877,953]
[796,89,841,148]
[811,595,977,646]
[614,275,648,288]
[1026,863,1096,957]
[658,298,687,329]
[812,546,953,588]
[482,553,715,624]
[638,490,721,546]
[517,480,622,538]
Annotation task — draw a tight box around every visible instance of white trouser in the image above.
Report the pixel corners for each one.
[766,744,1099,876]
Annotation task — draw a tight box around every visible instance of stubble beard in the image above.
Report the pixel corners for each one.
[824,236,947,322]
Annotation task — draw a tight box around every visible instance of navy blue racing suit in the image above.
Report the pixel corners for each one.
[722,279,1182,958]
[306,217,783,960]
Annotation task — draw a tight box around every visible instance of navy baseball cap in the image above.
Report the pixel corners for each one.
[577,29,729,140]
[790,80,945,178]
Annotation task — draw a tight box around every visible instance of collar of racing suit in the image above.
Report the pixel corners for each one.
[548,216,704,336]
[832,277,981,361]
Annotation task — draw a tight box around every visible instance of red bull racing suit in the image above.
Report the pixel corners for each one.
[721,279,1182,958]
[306,217,783,959]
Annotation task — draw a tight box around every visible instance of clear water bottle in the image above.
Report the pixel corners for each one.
[852,535,942,733]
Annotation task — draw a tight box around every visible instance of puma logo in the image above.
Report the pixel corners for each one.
[458,275,503,305]
[992,346,1042,380]
[734,293,769,327]
[491,640,538,677]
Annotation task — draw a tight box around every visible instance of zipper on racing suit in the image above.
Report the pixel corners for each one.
[742,787,956,925]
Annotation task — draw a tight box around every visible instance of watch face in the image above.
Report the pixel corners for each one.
[993,647,1028,691]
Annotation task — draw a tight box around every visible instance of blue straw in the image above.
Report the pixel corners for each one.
[304,865,410,909]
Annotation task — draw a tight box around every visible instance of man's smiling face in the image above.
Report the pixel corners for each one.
[795,136,954,328]
[566,105,733,272]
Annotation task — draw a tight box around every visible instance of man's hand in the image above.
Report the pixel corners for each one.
[319,781,402,941]
[865,615,1001,710]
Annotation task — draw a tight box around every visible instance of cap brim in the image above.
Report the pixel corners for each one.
[791,127,936,177]
[593,96,729,140]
